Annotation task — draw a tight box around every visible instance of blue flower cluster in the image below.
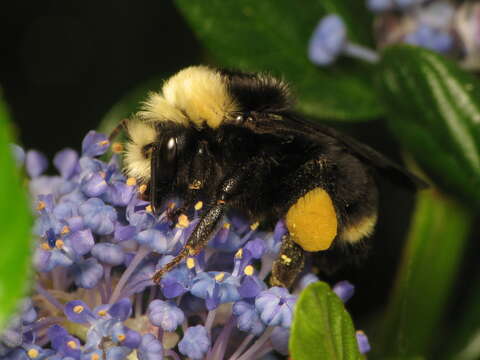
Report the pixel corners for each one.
[2,131,370,359]
[309,1,480,68]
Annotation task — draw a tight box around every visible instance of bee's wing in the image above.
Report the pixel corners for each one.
[249,112,428,189]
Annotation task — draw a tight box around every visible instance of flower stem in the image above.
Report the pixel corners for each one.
[205,308,217,336]
[165,349,181,360]
[236,327,274,360]
[109,246,150,304]
[228,333,255,360]
[35,283,64,312]
[343,43,379,63]
[208,315,235,360]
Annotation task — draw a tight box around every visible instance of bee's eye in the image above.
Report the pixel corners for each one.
[142,143,154,158]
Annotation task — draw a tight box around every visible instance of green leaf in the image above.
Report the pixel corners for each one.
[290,282,362,360]
[0,96,32,329]
[377,45,480,207]
[175,0,382,121]
[375,189,472,358]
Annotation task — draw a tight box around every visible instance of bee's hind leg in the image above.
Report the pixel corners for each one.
[270,233,306,289]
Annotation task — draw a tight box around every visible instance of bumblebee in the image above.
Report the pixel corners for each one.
[121,66,425,288]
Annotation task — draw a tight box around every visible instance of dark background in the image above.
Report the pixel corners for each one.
[4,0,471,333]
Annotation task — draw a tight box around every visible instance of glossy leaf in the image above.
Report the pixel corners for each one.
[377,45,480,207]
[290,282,362,360]
[175,0,382,121]
[0,96,32,329]
[376,189,472,358]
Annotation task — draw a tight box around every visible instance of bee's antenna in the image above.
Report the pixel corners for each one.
[108,118,129,142]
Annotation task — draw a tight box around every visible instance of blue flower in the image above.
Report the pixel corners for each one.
[138,334,163,360]
[405,24,454,54]
[91,243,125,266]
[135,229,173,254]
[178,326,210,360]
[25,150,48,178]
[255,287,296,328]
[309,15,347,65]
[147,300,185,331]
[232,300,265,335]
[79,198,117,235]
[356,330,371,354]
[81,131,110,157]
[53,148,79,179]
[72,258,104,289]
[333,280,355,303]
[191,271,241,310]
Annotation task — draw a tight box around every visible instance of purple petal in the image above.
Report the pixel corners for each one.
[138,334,163,360]
[178,326,210,360]
[81,173,109,197]
[114,224,137,242]
[72,258,104,289]
[47,325,69,350]
[123,328,142,349]
[91,243,125,265]
[25,150,48,177]
[68,229,94,256]
[239,276,264,298]
[79,198,117,235]
[104,182,135,206]
[356,330,371,354]
[53,148,79,179]
[82,130,110,157]
[147,300,185,332]
[244,238,265,259]
[64,300,95,323]
[135,229,171,253]
[333,280,355,303]
[308,15,347,65]
[108,298,132,321]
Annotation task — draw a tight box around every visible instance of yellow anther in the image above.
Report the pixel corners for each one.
[176,214,189,228]
[55,239,64,249]
[139,184,147,194]
[91,354,100,360]
[73,305,84,313]
[186,257,195,269]
[99,171,107,179]
[112,142,123,153]
[97,310,108,317]
[117,334,126,342]
[41,242,51,250]
[235,248,243,259]
[126,177,137,186]
[223,223,231,230]
[36,201,46,211]
[98,140,109,146]
[281,254,292,265]
[61,225,70,235]
[145,205,153,213]
[215,272,225,282]
[67,340,77,349]
[250,222,259,231]
[27,348,39,358]
[194,201,203,210]
[244,265,254,276]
